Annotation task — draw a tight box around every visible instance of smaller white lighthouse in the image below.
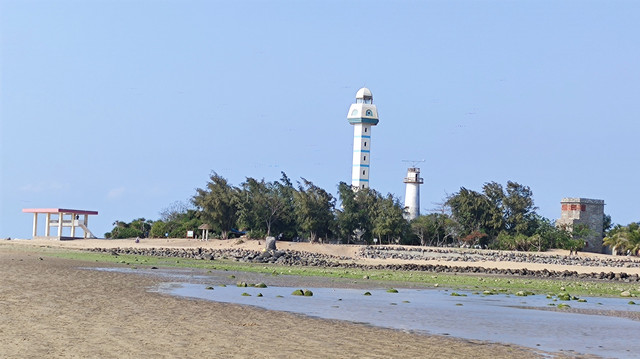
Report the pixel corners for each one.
[403,167,423,220]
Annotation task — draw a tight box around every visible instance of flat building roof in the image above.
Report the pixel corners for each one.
[22,208,99,215]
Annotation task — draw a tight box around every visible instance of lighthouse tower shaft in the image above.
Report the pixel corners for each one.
[347,88,379,190]
[403,167,423,220]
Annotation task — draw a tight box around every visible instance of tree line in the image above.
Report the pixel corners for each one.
[106,171,633,254]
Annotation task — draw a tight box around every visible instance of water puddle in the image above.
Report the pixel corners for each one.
[90,267,640,358]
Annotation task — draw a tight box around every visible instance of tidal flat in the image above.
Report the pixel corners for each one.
[96,265,640,359]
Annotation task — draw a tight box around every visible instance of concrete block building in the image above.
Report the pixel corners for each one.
[555,198,605,253]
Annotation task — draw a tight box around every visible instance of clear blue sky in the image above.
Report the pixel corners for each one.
[2,0,639,238]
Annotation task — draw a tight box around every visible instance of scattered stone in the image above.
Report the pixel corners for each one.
[292,289,304,296]
[303,290,313,297]
[241,292,251,296]
[205,286,214,290]
[621,291,631,297]
[387,288,399,293]
[255,283,267,288]
[364,292,372,296]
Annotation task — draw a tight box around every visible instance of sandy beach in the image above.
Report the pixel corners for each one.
[0,242,565,359]
[4,239,638,358]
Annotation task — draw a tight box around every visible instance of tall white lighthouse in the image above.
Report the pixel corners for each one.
[347,88,379,190]
[403,167,423,220]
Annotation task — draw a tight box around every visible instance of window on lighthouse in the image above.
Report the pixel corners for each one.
[364,141,367,147]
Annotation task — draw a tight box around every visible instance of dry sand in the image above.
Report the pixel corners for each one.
[0,241,577,359]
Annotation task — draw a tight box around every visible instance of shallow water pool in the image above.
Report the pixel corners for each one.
[163,283,640,358]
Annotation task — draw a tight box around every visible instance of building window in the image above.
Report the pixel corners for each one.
[364,141,367,147]
[362,170,366,175]
[366,109,373,116]
[364,128,367,133]
[363,155,366,161]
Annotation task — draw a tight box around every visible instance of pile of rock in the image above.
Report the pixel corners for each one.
[359,246,640,269]
[87,246,348,267]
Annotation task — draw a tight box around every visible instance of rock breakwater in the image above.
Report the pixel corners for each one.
[86,246,640,282]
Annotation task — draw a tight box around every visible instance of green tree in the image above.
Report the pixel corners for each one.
[447,187,499,240]
[335,182,379,243]
[502,181,537,235]
[192,173,239,239]
[371,194,409,244]
[272,172,298,239]
[236,177,269,238]
[237,173,297,238]
[410,214,447,246]
[294,178,335,243]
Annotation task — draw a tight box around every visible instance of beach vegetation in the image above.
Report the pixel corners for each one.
[105,218,153,239]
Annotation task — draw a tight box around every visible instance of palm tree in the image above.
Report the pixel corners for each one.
[626,223,640,256]
[604,223,640,255]
[604,229,629,255]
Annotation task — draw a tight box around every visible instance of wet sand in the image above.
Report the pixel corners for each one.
[0,243,566,358]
